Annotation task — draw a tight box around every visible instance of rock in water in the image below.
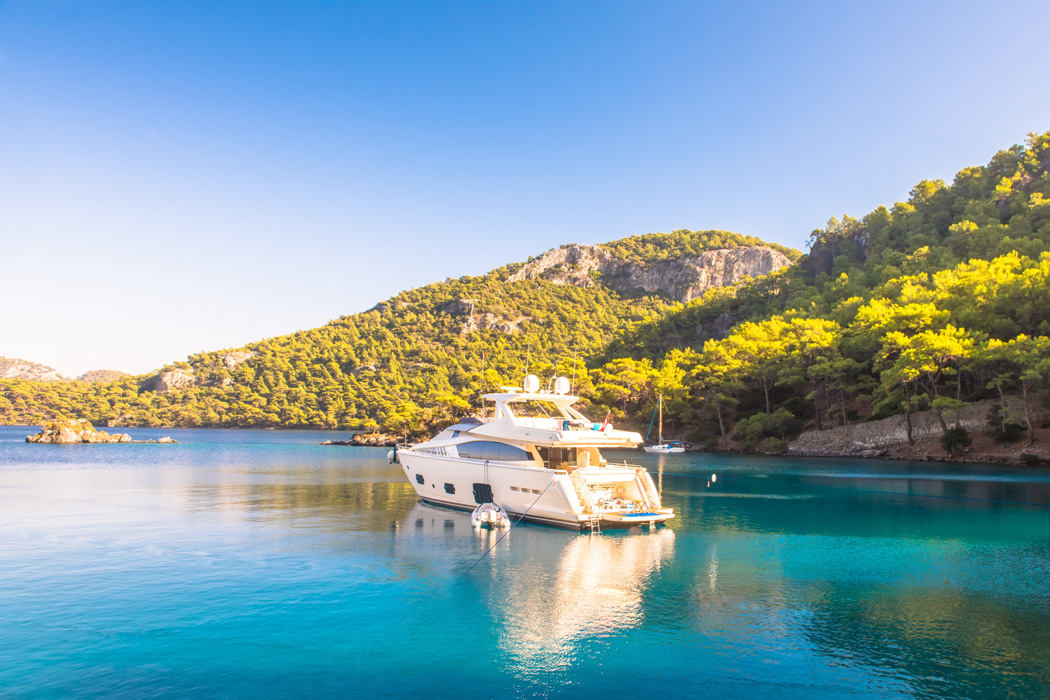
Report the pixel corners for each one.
[26,418,137,444]
[56,426,82,443]
[27,419,95,444]
[349,433,400,447]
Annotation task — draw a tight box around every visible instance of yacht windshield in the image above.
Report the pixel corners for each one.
[507,400,566,418]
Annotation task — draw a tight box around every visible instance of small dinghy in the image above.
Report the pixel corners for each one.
[471,502,511,529]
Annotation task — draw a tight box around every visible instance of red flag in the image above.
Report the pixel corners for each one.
[601,410,611,430]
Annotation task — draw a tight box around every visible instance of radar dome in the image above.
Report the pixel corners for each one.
[553,376,571,395]
[523,374,540,393]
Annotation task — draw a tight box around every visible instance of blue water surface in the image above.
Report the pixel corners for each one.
[2,425,1049,699]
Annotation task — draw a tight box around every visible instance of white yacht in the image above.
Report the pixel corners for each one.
[392,375,674,531]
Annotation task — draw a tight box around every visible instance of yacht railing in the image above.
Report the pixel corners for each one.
[511,417,607,432]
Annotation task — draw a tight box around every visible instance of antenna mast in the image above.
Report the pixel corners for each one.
[571,350,577,395]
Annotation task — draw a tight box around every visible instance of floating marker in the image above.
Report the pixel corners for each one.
[711,474,717,483]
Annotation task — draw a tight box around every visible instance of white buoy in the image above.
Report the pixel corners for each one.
[711,474,717,483]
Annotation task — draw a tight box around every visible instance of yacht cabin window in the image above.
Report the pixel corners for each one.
[538,446,577,469]
[506,400,564,418]
[457,441,533,462]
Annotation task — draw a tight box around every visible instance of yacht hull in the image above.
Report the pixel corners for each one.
[642,445,685,454]
[399,452,673,531]
[417,494,669,531]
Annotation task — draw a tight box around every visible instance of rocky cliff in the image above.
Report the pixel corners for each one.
[150,368,197,392]
[439,298,532,334]
[508,244,792,302]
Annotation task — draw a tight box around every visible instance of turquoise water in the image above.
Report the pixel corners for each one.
[2,426,1049,699]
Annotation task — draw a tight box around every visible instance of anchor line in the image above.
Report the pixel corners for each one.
[466,477,557,573]
[659,470,1050,508]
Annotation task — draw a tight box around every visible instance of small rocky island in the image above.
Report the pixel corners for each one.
[26,419,176,444]
[321,433,400,447]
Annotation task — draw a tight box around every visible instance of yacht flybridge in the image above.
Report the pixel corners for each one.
[392,375,674,531]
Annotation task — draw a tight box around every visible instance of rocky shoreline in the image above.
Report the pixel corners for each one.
[26,419,176,444]
[321,433,400,447]
[19,408,1043,466]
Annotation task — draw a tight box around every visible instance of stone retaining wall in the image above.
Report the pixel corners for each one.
[789,400,998,457]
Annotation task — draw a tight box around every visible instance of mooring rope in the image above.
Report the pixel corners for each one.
[466,477,558,573]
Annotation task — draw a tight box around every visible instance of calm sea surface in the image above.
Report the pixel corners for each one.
[2,426,1049,699]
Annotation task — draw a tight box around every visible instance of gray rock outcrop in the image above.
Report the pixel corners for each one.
[462,312,531,334]
[151,368,197,392]
[508,245,617,287]
[508,244,792,302]
[221,351,258,369]
[441,298,531,334]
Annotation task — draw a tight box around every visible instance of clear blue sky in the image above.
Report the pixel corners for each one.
[2,0,1048,376]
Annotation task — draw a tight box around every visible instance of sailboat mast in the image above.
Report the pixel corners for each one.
[658,394,663,444]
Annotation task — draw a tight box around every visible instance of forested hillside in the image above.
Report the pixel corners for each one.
[4,130,1049,451]
[0,230,792,434]
[592,131,1050,451]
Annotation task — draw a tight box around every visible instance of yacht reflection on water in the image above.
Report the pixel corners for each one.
[495,526,676,671]
[396,502,675,668]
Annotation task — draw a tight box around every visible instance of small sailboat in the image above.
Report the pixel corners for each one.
[643,395,685,454]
